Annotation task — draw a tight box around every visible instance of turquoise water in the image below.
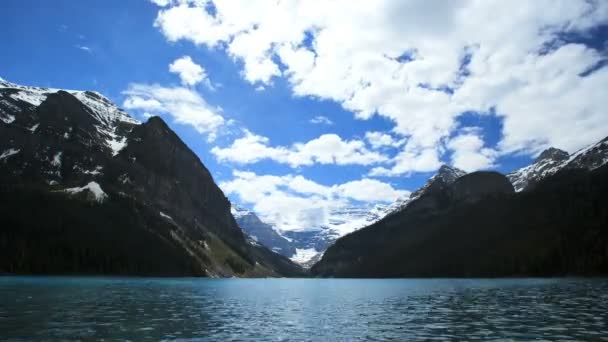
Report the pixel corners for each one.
[1,277,607,341]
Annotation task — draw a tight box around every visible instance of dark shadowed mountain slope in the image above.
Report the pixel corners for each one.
[312,167,608,278]
[0,80,304,277]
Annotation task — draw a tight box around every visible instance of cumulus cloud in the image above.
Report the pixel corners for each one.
[369,147,442,176]
[220,170,409,232]
[365,131,403,149]
[334,178,406,203]
[309,115,333,125]
[169,55,209,87]
[122,83,224,140]
[151,0,608,174]
[211,130,388,167]
[447,132,497,172]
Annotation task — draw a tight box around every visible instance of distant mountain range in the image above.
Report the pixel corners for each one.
[0,80,304,277]
[233,201,399,266]
[236,136,608,268]
[312,135,608,277]
[2,79,607,278]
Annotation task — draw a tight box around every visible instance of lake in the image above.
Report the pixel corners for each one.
[1,277,607,341]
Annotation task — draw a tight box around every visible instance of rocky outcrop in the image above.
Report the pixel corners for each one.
[450,171,514,203]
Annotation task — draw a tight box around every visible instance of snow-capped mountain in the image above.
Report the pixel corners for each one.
[0,80,139,158]
[410,165,467,200]
[0,79,304,277]
[233,202,397,265]
[381,165,467,218]
[235,165,468,265]
[508,138,608,192]
[231,205,296,257]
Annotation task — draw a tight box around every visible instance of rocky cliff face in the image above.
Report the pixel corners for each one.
[450,171,514,203]
[0,80,304,277]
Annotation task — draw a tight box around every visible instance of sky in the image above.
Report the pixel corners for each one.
[1,0,607,232]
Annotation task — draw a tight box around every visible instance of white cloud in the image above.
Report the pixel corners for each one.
[151,0,608,174]
[220,170,409,232]
[365,131,403,149]
[369,147,442,176]
[75,45,92,53]
[149,0,172,7]
[309,115,333,125]
[447,132,497,172]
[169,55,209,87]
[211,130,388,167]
[335,178,406,203]
[122,83,224,140]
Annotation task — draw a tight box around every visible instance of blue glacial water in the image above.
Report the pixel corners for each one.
[1,277,607,341]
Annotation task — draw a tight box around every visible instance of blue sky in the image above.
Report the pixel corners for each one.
[1,0,607,231]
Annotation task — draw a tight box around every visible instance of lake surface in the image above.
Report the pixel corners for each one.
[1,277,607,341]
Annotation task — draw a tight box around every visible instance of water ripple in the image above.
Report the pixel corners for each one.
[0,277,607,341]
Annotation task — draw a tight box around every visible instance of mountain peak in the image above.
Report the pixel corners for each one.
[434,164,467,183]
[231,204,254,219]
[1,80,305,277]
[534,147,569,163]
[508,136,608,192]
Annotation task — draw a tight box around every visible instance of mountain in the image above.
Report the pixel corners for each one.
[312,162,608,277]
[383,165,467,217]
[231,205,296,257]
[233,203,388,265]
[235,166,466,266]
[508,138,608,192]
[0,80,304,277]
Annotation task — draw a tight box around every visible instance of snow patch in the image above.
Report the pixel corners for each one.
[51,151,62,167]
[0,148,20,161]
[231,204,253,219]
[63,181,107,203]
[10,91,47,106]
[0,113,15,124]
[28,123,39,132]
[290,248,320,264]
[83,165,103,175]
[73,91,140,126]
[159,211,174,221]
[74,164,103,176]
[107,135,127,157]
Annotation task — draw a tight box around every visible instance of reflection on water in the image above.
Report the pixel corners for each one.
[1,277,607,341]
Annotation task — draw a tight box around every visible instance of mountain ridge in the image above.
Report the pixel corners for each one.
[0,80,304,277]
[312,164,608,277]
